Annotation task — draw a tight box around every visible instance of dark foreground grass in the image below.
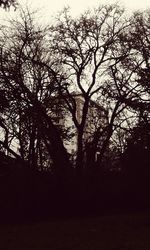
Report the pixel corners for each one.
[1,212,150,250]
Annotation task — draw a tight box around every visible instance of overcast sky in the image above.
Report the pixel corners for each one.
[0,0,150,23]
[18,0,150,13]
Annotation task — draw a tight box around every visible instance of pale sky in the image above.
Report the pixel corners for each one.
[19,0,150,14]
[0,0,150,23]
[20,0,150,12]
[22,0,150,17]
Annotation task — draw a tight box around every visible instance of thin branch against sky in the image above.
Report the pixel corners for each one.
[20,0,150,18]
[0,0,150,24]
[19,0,150,12]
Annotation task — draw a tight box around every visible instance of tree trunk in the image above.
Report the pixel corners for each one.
[98,126,113,167]
[76,129,84,177]
[28,128,36,169]
[36,112,71,178]
[19,84,71,177]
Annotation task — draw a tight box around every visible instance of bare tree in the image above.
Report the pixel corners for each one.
[39,5,136,174]
[0,5,149,179]
[43,5,150,174]
[0,9,71,177]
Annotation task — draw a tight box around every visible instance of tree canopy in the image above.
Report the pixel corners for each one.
[0,5,149,177]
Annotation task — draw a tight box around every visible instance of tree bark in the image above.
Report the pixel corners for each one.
[76,128,84,177]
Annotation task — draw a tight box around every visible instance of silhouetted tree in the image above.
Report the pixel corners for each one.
[0,5,149,180]
[0,10,71,178]
[121,117,150,179]
[93,9,150,169]
[43,5,150,175]
[40,5,134,174]
[131,10,150,92]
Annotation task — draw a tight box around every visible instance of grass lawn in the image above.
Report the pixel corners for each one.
[0,212,150,250]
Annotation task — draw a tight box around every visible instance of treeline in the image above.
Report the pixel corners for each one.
[0,3,149,219]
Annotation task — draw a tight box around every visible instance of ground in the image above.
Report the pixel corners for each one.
[0,212,150,249]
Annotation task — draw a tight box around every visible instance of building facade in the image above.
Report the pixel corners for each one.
[53,94,108,164]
